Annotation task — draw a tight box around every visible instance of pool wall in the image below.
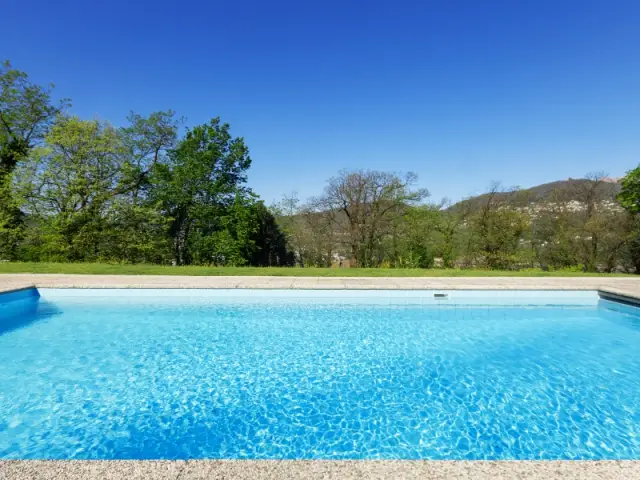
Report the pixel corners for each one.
[34,287,602,306]
[1,286,638,309]
[0,286,39,303]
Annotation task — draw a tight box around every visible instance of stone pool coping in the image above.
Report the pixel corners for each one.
[3,274,640,302]
[2,273,640,291]
[1,460,639,479]
[2,274,640,479]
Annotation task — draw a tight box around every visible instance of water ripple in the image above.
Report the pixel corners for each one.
[0,298,639,459]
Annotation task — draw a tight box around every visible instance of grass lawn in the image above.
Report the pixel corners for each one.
[0,262,632,277]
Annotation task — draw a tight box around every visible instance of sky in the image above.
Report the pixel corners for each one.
[4,0,640,204]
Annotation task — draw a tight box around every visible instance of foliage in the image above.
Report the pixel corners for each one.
[617,166,640,272]
[249,201,294,267]
[1,63,292,267]
[0,60,69,174]
[463,185,531,269]
[0,61,637,273]
[388,205,439,268]
[432,199,470,268]
[310,170,429,267]
[618,167,640,213]
[15,117,124,260]
[154,118,255,265]
[0,173,23,259]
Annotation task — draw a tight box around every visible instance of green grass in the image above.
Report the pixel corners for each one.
[0,262,632,277]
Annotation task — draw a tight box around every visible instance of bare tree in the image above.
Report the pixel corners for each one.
[570,172,611,271]
[530,187,576,269]
[299,206,336,266]
[272,193,336,266]
[574,172,609,221]
[312,170,428,267]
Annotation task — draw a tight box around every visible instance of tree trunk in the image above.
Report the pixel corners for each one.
[350,243,359,268]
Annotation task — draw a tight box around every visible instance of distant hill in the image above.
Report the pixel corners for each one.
[450,178,622,212]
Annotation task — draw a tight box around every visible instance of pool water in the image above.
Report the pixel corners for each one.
[1,289,640,460]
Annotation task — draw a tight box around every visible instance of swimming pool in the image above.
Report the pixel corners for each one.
[1,288,639,460]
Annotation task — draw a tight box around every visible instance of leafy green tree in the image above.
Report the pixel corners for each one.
[249,201,294,266]
[619,166,640,214]
[567,173,611,272]
[16,117,124,260]
[0,172,24,259]
[118,110,180,198]
[98,111,180,263]
[155,118,252,265]
[388,205,439,268]
[98,199,172,264]
[0,61,69,174]
[0,61,70,257]
[467,185,530,269]
[187,194,256,266]
[618,165,640,272]
[433,200,471,268]
[184,195,293,266]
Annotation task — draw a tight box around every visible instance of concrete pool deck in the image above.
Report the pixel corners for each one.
[2,460,640,479]
[2,274,640,479]
[3,273,640,294]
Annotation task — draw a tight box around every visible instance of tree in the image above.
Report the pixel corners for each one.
[119,110,180,199]
[298,207,339,266]
[155,118,252,265]
[271,193,304,261]
[98,198,171,264]
[249,201,293,267]
[386,204,440,268]
[530,186,578,270]
[569,172,613,272]
[186,193,257,266]
[272,193,337,267]
[0,172,24,260]
[467,184,530,269]
[98,111,180,263]
[619,166,640,214]
[590,211,632,272]
[433,199,471,268]
[0,61,69,175]
[16,117,124,260]
[618,165,640,272]
[312,170,428,267]
[0,61,70,257]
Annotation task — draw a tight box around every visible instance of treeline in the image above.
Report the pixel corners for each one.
[0,61,292,266]
[274,171,640,272]
[2,61,640,272]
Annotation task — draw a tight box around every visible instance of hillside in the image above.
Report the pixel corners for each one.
[450,178,622,212]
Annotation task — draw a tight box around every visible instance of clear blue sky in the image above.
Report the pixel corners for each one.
[4,0,640,204]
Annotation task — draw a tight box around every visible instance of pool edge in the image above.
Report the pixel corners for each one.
[0,284,36,295]
[1,460,639,480]
[3,273,640,293]
[20,282,640,308]
[598,287,640,307]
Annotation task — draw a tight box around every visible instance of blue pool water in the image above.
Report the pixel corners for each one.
[1,288,640,460]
